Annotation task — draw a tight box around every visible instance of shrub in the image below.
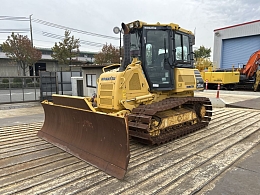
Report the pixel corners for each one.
[27,82,40,87]
[2,78,9,83]
[25,78,32,84]
[0,83,9,89]
[11,83,23,88]
[13,78,22,83]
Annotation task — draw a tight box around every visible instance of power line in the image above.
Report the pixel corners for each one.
[34,39,55,43]
[33,39,103,48]
[0,29,30,31]
[0,32,28,33]
[32,18,119,40]
[0,28,30,33]
[0,15,119,41]
[0,16,29,21]
[0,15,119,43]
[0,18,29,21]
[34,30,107,47]
[0,16,28,19]
[0,15,118,49]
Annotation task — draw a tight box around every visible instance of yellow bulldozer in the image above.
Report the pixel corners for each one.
[37,21,212,179]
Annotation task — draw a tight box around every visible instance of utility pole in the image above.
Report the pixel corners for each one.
[113,26,123,63]
[29,14,36,77]
[29,14,33,47]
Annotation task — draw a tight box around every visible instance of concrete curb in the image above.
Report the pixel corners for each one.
[209,98,226,108]
[0,102,41,110]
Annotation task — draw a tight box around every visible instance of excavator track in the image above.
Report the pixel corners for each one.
[128,97,212,145]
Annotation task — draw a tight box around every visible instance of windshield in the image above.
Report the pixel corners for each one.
[145,30,170,87]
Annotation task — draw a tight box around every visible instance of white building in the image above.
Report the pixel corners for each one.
[81,64,118,97]
[82,64,107,97]
[0,47,96,76]
[213,20,260,69]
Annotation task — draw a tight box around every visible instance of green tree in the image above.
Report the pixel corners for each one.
[194,46,211,61]
[2,33,42,76]
[51,30,80,65]
[94,43,120,65]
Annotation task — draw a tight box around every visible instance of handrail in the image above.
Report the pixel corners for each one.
[102,64,121,73]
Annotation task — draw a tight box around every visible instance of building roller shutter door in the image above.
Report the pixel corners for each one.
[221,35,260,69]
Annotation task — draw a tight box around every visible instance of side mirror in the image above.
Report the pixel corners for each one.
[190,34,195,45]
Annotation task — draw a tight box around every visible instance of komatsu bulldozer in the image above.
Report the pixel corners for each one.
[38,21,212,179]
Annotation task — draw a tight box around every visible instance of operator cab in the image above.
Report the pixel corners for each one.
[122,21,195,91]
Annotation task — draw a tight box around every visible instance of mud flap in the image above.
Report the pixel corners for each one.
[37,102,130,179]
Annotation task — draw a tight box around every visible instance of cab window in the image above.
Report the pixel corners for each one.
[175,33,190,62]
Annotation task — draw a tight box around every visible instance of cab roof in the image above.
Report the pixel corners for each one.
[126,20,193,35]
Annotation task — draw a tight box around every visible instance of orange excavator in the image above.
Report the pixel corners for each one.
[240,50,260,91]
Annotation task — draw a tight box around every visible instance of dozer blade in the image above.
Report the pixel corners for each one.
[37,101,130,179]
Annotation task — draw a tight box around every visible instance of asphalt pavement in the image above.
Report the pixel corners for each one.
[0,101,44,127]
[1,89,259,127]
[1,90,260,194]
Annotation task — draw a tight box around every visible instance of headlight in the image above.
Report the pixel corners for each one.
[129,23,134,28]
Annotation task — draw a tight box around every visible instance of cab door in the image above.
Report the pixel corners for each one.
[142,27,174,91]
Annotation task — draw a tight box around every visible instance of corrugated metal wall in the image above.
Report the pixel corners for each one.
[221,35,260,69]
[213,21,260,68]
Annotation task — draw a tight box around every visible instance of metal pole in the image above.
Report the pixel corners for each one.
[29,14,36,80]
[34,76,36,101]
[113,26,122,64]
[119,30,122,58]
[29,15,33,47]
[50,72,53,100]
[120,29,123,64]
[22,77,25,101]
[9,77,11,102]
[61,67,63,95]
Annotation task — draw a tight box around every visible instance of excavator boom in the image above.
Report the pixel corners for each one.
[243,50,260,77]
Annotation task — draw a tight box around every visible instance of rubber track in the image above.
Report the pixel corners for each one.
[128,97,212,145]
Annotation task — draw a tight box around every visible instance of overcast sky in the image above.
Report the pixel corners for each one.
[0,0,259,54]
